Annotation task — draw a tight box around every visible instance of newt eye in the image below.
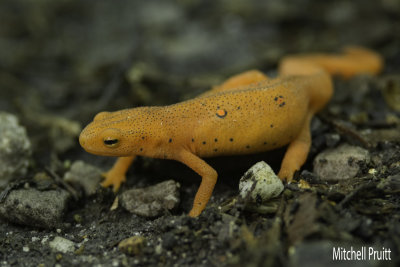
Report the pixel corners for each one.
[103,138,119,148]
[101,128,121,148]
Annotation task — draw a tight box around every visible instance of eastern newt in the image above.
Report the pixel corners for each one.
[79,46,382,217]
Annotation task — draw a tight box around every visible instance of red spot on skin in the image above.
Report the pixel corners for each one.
[275,96,285,107]
[216,109,227,118]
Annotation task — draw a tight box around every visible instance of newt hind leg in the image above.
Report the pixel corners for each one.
[278,113,313,182]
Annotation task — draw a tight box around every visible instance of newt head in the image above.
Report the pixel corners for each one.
[79,110,138,157]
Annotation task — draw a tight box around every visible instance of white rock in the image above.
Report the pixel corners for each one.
[239,161,284,202]
[49,236,76,253]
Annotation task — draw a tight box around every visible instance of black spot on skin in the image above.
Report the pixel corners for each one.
[263,142,267,145]
[169,138,172,143]
[270,124,274,128]
[203,141,206,145]
[237,106,241,110]
[274,97,278,101]
[214,138,218,142]
[246,145,250,149]
[230,138,234,142]
[279,95,283,98]
[142,136,145,140]
[140,148,143,151]
[279,102,286,107]
[192,138,195,142]
[214,149,218,152]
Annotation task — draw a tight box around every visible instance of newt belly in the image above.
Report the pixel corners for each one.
[79,46,383,217]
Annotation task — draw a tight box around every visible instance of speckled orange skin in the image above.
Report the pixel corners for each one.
[79,47,383,217]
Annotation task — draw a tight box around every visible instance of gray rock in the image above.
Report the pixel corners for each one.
[0,112,32,187]
[49,236,76,253]
[63,160,103,196]
[239,161,284,203]
[120,180,180,217]
[22,111,81,154]
[0,187,71,228]
[313,144,370,181]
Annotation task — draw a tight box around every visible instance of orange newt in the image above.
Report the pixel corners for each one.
[79,46,382,217]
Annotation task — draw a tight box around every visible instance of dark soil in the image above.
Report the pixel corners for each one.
[0,0,399,266]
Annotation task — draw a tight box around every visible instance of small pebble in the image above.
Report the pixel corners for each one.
[63,161,103,196]
[239,161,284,203]
[73,214,82,223]
[118,236,146,255]
[313,144,370,181]
[110,196,119,211]
[74,245,85,255]
[49,236,76,253]
[298,179,311,189]
[0,112,32,187]
[120,180,180,217]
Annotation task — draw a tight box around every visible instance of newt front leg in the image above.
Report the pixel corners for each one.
[176,149,218,217]
[102,156,136,192]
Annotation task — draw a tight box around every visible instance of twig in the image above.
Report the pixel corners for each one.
[335,181,377,210]
[319,115,372,148]
[44,167,80,201]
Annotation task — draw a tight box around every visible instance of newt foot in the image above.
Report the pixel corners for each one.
[277,168,295,183]
[101,171,126,192]
[188,207,202,217]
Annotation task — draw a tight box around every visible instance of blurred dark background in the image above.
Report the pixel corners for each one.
[0,0,398,120]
